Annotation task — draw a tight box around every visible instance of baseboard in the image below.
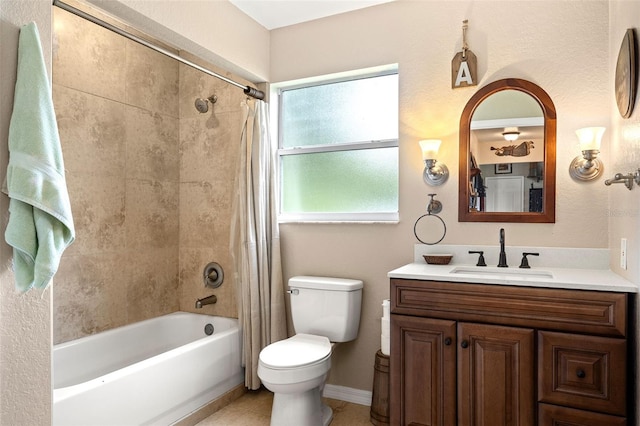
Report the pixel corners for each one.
[322,384,372,406]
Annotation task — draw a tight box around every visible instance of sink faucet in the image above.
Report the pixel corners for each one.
[195,294,217,309]
[497,228,508,267]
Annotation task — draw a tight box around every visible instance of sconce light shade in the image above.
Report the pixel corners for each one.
[569,127,605,181]
[576,127,605,150]
[502,127,520,142]
[419,139,441,160]
[419,139,448,186]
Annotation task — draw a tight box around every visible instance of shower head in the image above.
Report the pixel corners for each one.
[194,95,217,114]
[195,98,209,113]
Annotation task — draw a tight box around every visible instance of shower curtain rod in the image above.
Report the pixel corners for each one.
[52,0,265,100]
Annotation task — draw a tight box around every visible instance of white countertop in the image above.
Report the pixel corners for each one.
[388,262,638,293]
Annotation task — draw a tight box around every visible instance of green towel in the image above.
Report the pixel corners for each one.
[2,22,75,292]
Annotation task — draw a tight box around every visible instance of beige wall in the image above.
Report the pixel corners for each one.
[609,2,640,284]
[52,6,247,343]
[271,0,611,391]
[608,2,640,423]
[0,1,54,424]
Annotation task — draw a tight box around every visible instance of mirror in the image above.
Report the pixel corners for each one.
[458,78,556,223]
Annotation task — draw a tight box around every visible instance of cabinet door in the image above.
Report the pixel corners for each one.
[391,315,456,426]
[458,322,534,426]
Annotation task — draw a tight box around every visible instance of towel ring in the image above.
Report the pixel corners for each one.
[413,213,447,245]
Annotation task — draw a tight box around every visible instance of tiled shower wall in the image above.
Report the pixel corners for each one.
[52,7,244,344]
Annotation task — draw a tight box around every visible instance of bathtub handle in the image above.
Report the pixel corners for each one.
[286,289,299,296]
[203,262,224,289]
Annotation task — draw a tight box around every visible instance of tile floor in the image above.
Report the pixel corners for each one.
[196,388,373,425]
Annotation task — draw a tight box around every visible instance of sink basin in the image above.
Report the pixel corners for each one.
[449,266,554,279]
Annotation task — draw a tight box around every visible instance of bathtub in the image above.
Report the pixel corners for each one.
[53,312,244,426]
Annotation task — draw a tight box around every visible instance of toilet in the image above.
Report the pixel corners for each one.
[258,276,363,426]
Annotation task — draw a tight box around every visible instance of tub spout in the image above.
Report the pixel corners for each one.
[195,294,217,309]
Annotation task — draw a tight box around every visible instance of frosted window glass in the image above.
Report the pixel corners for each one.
[281,148,398,213]
[278,71,399,220]
[281,74,398,147]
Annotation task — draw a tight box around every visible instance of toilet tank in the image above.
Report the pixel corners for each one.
[289,276,363,342]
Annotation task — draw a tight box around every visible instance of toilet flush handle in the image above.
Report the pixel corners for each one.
[286,289,299,295]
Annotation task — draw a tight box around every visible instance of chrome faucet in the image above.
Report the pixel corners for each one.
[497,228,508,268]
[195,294,217,309]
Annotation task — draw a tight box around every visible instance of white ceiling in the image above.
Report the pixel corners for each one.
[229,0,395,30]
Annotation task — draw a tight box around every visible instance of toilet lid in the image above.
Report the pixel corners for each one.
[260,334,331,369]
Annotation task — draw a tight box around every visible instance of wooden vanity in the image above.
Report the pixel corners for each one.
[390,277,633,425]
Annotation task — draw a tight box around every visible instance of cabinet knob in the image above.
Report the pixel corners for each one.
[444,337,452,346]
[461,340,469,349]
[576,369,586,379]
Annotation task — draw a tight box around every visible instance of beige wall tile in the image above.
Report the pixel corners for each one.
[125,105,179,182]
[126,248,179,323]
[125,179,179,249]
[125,41,179,118]
[181,113,240,175]
[53,7,126,102]
[54,85,126,176]
[54,253,129,343]
[179,181,222,247]
[63,176,126,257]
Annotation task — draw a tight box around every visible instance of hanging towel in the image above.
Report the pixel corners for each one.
[2,22,75,293]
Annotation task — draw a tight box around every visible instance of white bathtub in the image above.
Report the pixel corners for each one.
[53,312,244,426]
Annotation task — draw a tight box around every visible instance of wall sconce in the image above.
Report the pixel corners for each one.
[569,127,605,181]
[419,139,449,186]
[502,127,520,142]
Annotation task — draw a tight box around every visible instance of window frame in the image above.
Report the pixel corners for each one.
[274,66,400,223]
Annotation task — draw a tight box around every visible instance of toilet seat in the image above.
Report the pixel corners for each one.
[259,334,331,369]
[258,334,332,387]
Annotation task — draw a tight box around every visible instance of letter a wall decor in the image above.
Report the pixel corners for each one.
[452,20,478,89]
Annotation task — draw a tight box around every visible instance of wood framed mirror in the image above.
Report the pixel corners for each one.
[458,78,556,223]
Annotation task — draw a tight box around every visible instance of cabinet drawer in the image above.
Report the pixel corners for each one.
[538,331,626,416]
[391,279,627,337]
[538,403,626,425]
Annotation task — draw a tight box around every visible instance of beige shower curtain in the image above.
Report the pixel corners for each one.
[231,99,287,390]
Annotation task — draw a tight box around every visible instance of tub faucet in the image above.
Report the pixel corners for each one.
[497,228,508,268]
[195,294,217,309]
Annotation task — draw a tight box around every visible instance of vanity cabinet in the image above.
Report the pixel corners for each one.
[390,278,629,426]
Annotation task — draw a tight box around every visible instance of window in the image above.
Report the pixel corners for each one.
[276,69,399,222]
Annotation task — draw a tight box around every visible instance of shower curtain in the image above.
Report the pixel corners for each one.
[231,99,287,390]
